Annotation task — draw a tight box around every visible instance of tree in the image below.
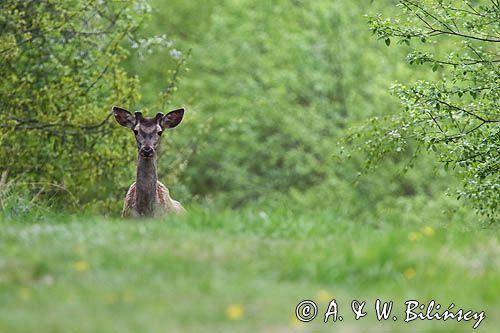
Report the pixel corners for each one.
[0,0,183,210]
[359,0,499,220]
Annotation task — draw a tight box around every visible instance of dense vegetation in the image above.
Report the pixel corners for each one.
[366,0,499,219]
[0,0,186,211]
[2,0,497,221]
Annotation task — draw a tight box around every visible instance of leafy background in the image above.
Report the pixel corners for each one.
[0,0,474,217]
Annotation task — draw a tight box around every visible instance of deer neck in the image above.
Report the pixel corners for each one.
[135,155,158,216]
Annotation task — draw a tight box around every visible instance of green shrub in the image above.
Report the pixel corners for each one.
[363,0,499,220]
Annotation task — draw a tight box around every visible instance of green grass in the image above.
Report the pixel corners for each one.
[1,207,498,332]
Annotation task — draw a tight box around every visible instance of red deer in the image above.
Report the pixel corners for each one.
[113,106,185,217]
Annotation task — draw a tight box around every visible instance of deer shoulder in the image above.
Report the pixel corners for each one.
[122,181,184,217]
[157,181,186,214]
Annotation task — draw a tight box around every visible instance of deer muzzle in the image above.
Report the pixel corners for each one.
[140,146,155,158]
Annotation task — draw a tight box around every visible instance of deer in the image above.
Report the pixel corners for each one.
[113,106,185,217]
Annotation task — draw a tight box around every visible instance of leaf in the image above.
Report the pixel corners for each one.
[385,38,391,46]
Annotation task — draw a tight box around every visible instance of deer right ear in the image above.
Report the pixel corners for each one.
[113,106,135,128]
[160,108,185,129]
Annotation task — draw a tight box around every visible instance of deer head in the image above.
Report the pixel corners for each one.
[113,106,184,158]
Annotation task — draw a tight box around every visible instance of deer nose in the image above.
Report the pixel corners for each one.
[140,146,154,158]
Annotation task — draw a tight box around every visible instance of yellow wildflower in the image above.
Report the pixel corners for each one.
[226,304,244,320]
[19,287,31,301]
[408,232,422,241]
[316,289,332,303]
[73,260,89,272]
[104,293,118,304]
[122,290,135,303]
[404,267,416,280]
[290,316,303,328]
[422,226,435,236]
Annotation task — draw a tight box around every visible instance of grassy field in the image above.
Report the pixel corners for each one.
[1,207,498,333]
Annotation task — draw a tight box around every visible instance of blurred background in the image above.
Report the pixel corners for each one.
[0,0,475,221]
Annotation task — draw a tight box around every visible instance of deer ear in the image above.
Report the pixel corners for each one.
[160,108,184,129]
[113,106,135,128]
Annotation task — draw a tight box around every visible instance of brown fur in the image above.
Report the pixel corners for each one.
[122,181,184,217]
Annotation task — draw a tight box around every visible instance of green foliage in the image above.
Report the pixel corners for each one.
[132,0,431,209]
[362,0,499,220]
[0,0,180,211]
[1,0,491,223]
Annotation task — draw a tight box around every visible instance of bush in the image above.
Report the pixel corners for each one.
[362,0,499,219]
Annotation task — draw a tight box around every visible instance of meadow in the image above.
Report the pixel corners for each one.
[1,206,499,333]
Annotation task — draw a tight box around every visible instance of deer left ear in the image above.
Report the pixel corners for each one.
[113,106,135,128]
[160,108,184,129]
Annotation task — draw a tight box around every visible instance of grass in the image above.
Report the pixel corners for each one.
[1,206,499,333]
